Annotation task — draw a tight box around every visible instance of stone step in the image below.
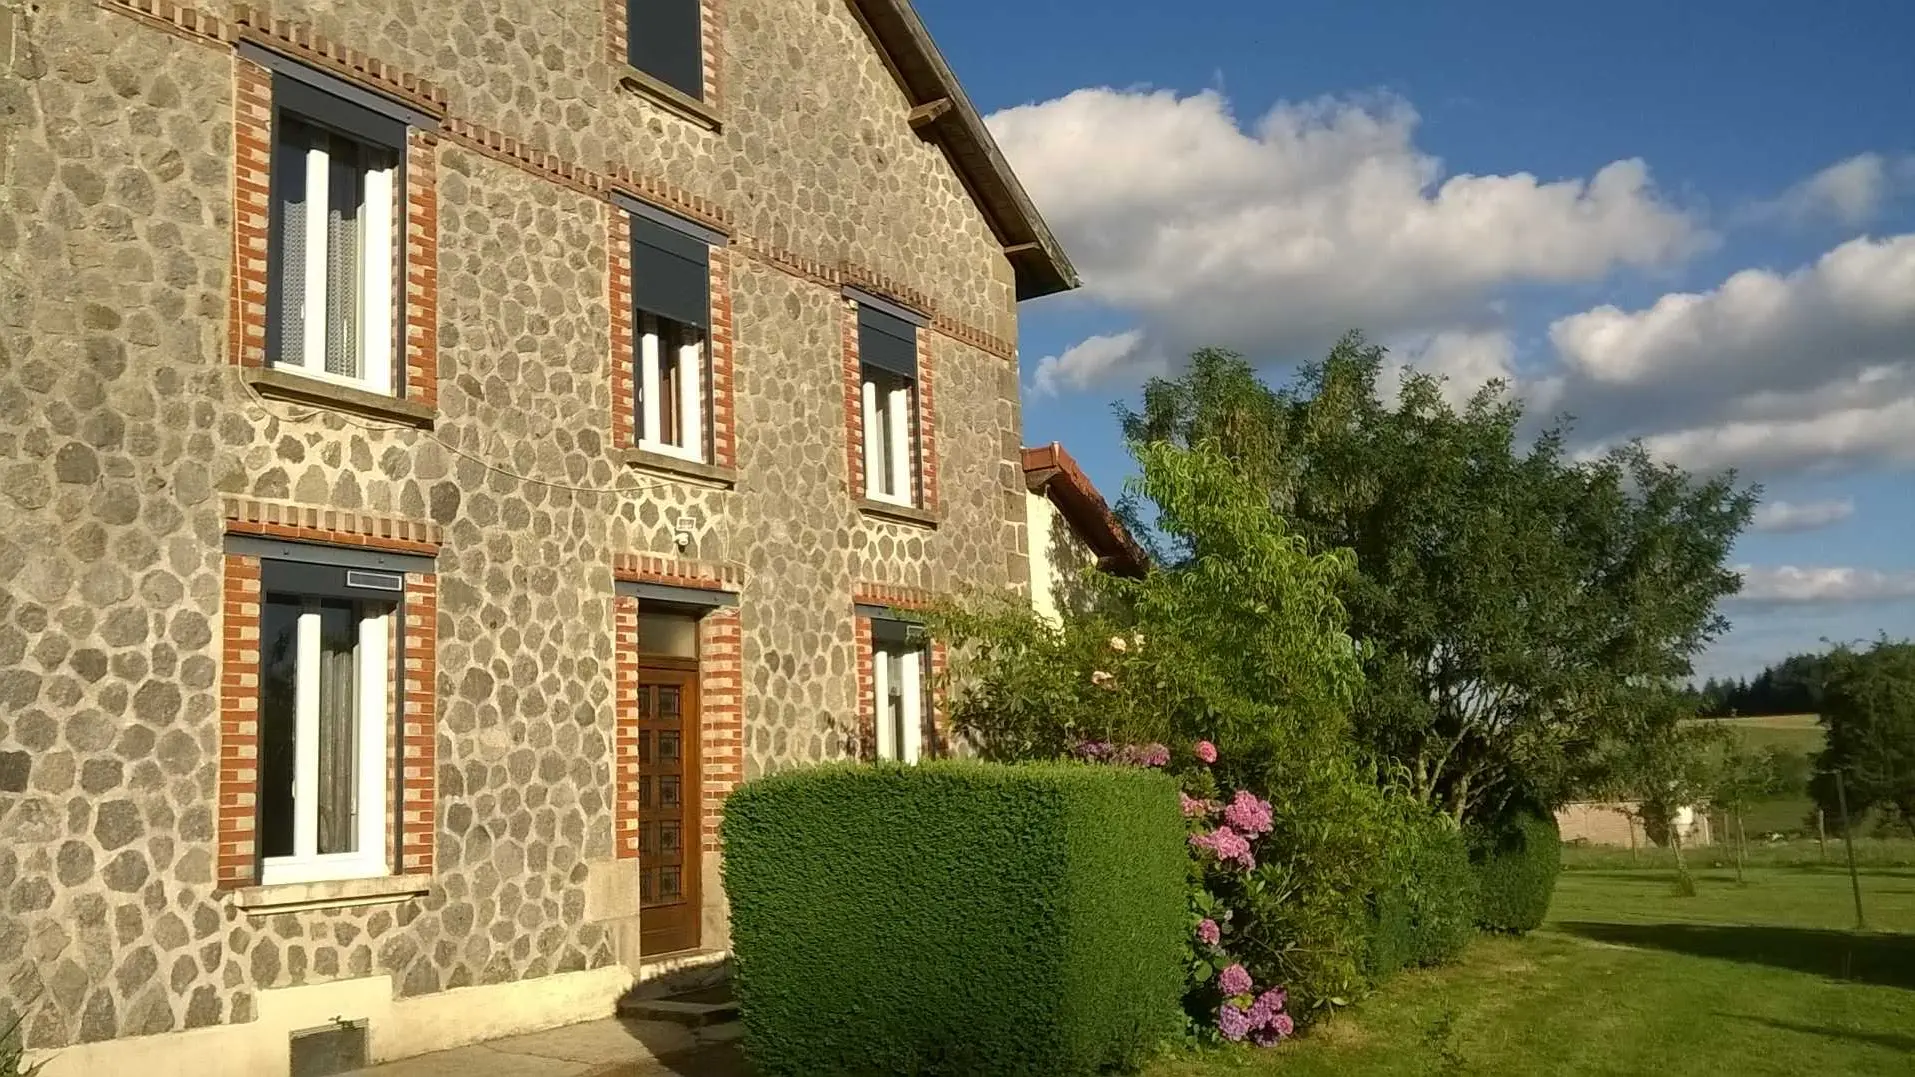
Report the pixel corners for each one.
[617,983,739,1027]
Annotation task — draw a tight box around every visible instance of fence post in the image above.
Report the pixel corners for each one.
[1834,771,1866,931]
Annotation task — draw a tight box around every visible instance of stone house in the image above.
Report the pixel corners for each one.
[1022,442,1148,623]
[0,0,1074,1071]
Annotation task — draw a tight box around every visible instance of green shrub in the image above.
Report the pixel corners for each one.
[1467,809,1562,933]
[1365,801,1479,978]
[722,760,1187,1076]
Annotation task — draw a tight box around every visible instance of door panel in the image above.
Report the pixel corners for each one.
[637,666,700,955]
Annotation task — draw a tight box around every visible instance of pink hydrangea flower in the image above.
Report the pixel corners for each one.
[1217,963,1254,997]
[1196,918,1221,947]
[1195,740,1218,764]
[1216,1001,1254,1042]
[1074,741,1113,762]
[1273,1013,1295,1038]
[1190,825,1256,871]
[1247,987,1285,1027]
[1222,790,1274,837]
[1139,742,1170,767]
[1180,792,1211,818]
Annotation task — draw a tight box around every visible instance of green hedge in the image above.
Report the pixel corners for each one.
[722,761,1186,1076]
[1366,802,1478,978]
[1467,808,1562,934]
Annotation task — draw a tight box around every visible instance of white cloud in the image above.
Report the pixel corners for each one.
[988,88,1707,390]
[1748,498,1855,533]
[1028,330,1150,396]
[1731,565,1915,607]
[1544,233,1915,475]
[1745,153,1915,227]
[1399,330,1516,406]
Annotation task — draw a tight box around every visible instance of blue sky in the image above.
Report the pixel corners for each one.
[918,0,1915,681]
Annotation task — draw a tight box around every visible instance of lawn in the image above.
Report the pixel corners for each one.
[1149,862,1915,1077]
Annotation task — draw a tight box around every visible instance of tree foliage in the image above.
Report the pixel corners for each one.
[1121,336,1756,822]
[1812,639,1915,836]
[1695,651,1833,717]
[935,439,1391,1014]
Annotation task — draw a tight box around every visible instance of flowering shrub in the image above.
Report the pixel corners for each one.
[935,442,1395,1037]
[1089,738,1303,1048]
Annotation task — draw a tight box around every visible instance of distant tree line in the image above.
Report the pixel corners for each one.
[1693,651,1832,717]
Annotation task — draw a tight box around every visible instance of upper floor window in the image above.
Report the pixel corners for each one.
[626,0,704,102]
[621,196,724,464]
[856,300,921,507]
[264,59,421,398]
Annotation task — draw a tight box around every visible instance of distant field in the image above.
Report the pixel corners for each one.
[1696,713,1825,756]
[1695,715,1823,835]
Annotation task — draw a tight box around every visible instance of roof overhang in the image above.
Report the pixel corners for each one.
[1023,443,1149,577]
[850,0,1080,301]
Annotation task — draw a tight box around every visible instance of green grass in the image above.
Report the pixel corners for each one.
[1562,837,1915,872]
[1149,861,1915,1077]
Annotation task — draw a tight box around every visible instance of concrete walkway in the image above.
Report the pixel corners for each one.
[343,1017,749,1077]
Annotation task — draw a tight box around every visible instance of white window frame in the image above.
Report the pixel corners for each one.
[862,370,914,507]
[260,602,391,886]
[270,128,399,398]
[872,642,923,764]
[637,312,707,464]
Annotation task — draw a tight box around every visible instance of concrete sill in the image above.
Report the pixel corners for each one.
[857,498,941,530]
[621,449,738,489]
[617,65,722,132]
[243,368,436,429]
[232,875,433,916]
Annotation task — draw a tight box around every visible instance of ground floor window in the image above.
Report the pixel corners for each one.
[873,639,926,764]
[259,571,398,885]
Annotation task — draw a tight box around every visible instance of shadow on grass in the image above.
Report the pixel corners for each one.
[1557,921,1915,989]
[1723,1014,1915,1054]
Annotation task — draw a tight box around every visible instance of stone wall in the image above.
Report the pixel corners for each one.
[0,0,1031,1053]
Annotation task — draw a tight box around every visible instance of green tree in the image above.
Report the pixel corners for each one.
[1711,742,1785,884]
[936,439,1391,1013]
[1813,640,1915,837]
[1607,703,1723,895]
[1123,336,1756,824]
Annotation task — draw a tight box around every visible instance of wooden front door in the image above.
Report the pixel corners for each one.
[637,664,701,955]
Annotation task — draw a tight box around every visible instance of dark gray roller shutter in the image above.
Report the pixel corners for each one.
[631,215,711,328]
[627,0,704,101]
[858,305,917,377]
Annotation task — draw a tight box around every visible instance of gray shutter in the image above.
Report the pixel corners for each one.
[627,0,704,101]
[858,305,917,377]
[630,215,711,329]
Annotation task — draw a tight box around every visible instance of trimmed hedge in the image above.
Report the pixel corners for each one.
[722,761,1186,1076]
[1365,803,1478,978]
[1467,808,1562,934]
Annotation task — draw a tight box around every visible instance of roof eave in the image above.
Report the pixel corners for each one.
[850,0,1080,301]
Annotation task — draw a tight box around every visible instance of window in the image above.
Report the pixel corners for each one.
[872,639,925,764]
[625,0,704,102]
[258,560,402,885]
[621,198,722,464]
[855,300,922,506]
[267,77,407,397]
[637,313,705,462]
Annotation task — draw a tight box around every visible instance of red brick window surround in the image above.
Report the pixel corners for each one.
[605,0,724,122]
[608,194,736,473]
[217,508,440,891]
[231,44,440,421]
[842,289,939,517]
[217,528,440,889]
[611,558,744,866]
[852,584,947,762]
